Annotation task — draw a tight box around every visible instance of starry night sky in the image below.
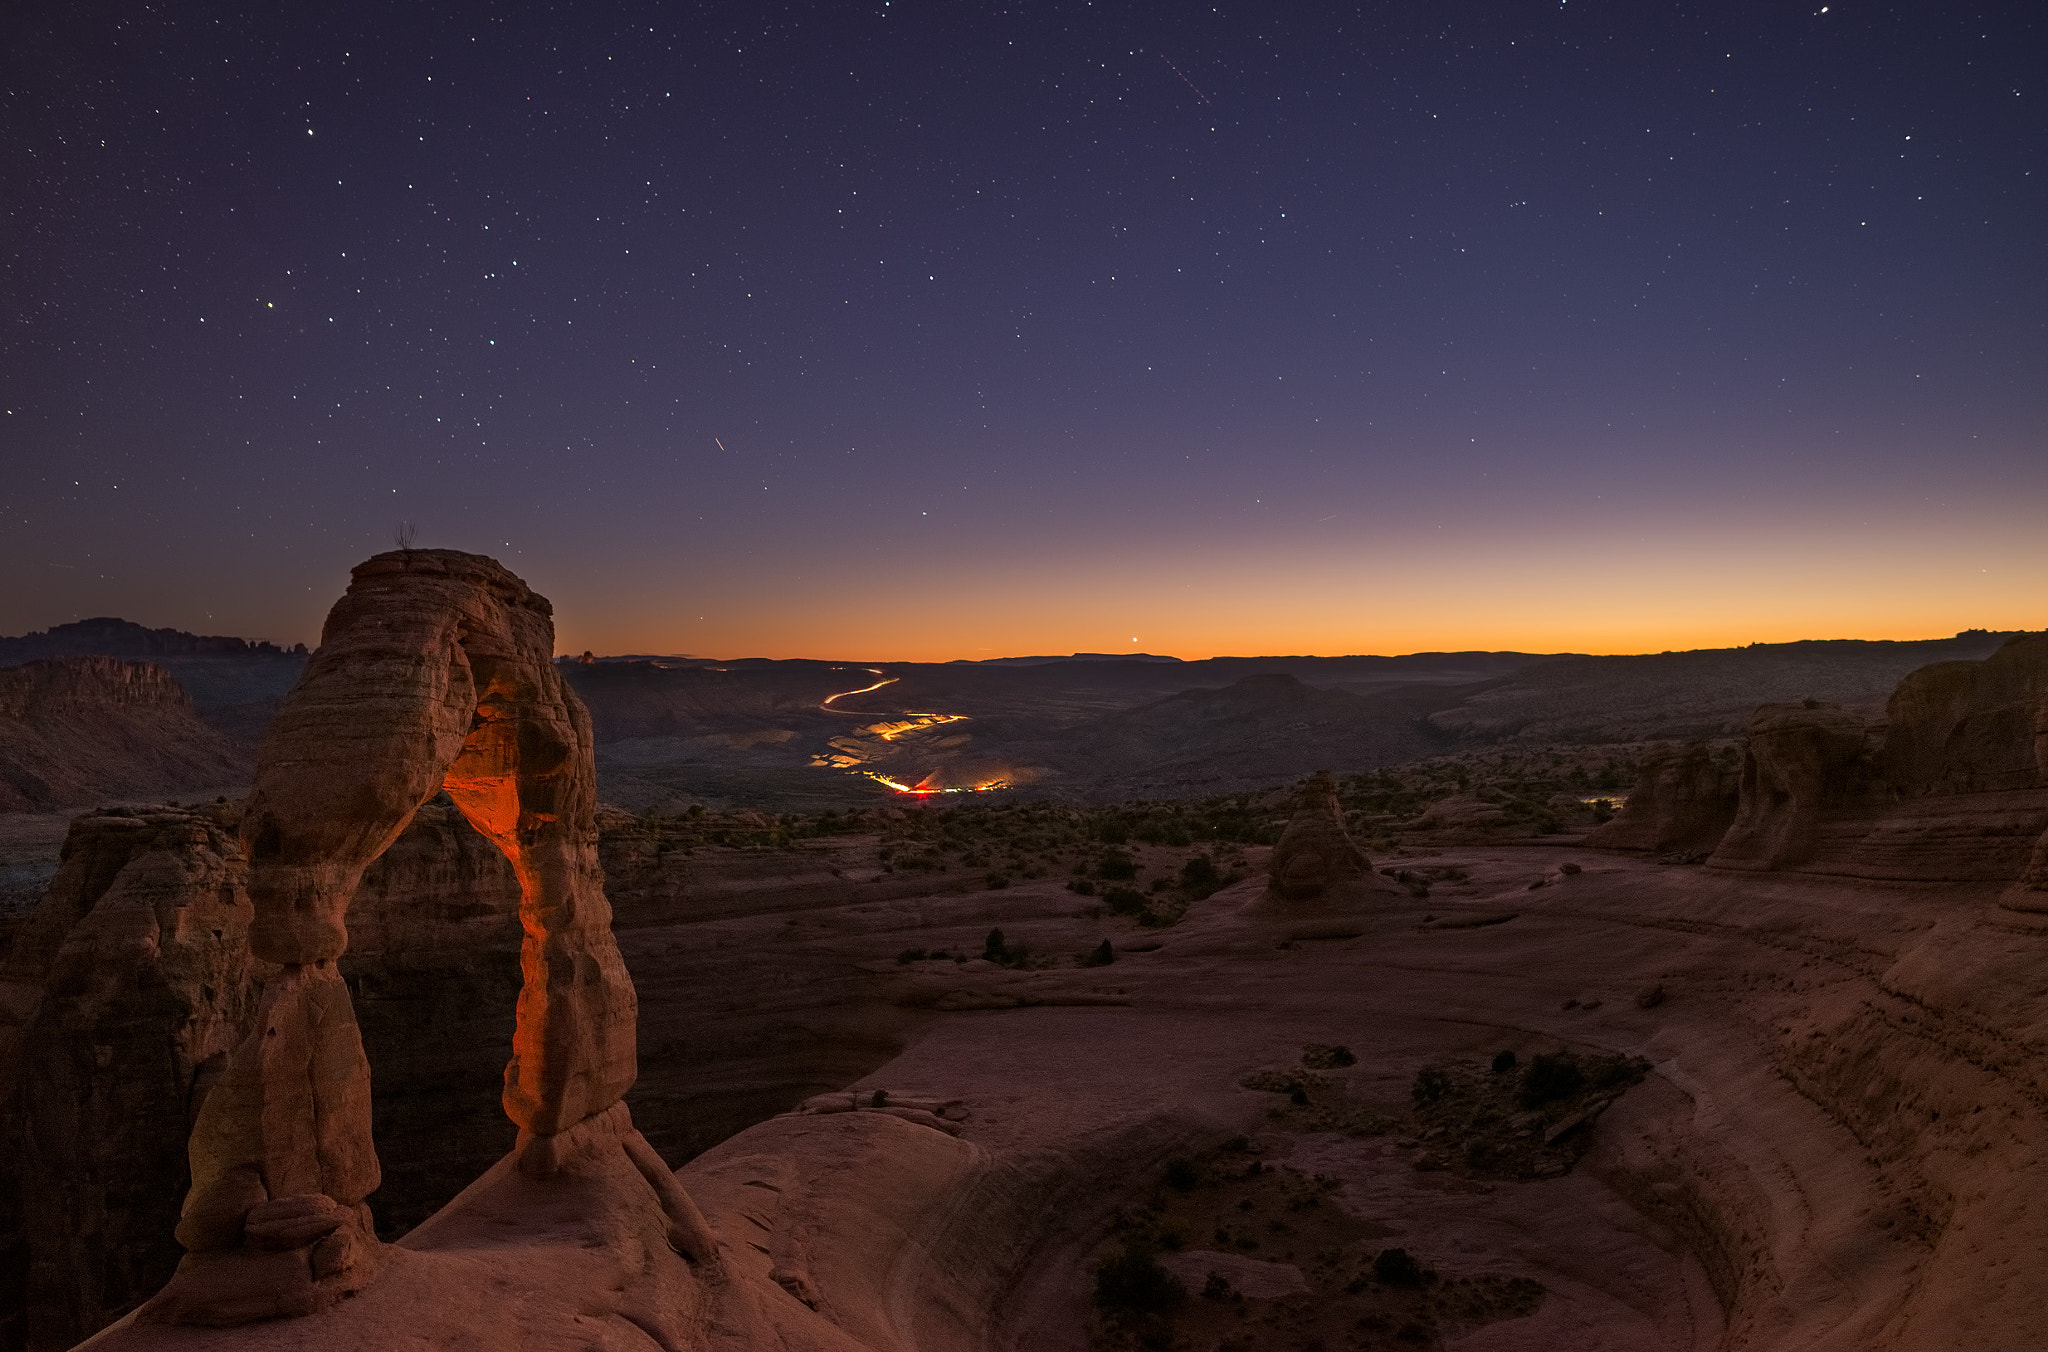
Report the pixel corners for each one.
[4,2,2044,659]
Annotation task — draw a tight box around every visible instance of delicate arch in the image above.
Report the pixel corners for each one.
[156,550,640,1323]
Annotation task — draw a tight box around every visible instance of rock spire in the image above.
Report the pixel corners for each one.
[1265,771,1391,902]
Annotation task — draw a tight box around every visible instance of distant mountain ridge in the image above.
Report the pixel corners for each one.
[0,617,304,664]
[0,618,309,756]
[4,615,2032,810]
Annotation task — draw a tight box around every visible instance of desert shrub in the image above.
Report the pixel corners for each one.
[1373,1247,1428,1287]
[1240,1069,1326,1095]
[985,872,1010,889]
[1067,878,1097,895]
[1102,886,1148,916]
[1590,1054,1651,1090]
[1163,1157,1199,1191]
[1178,853,1223,898]
[1096,849,1139,881]
[1302,1043,1356,1069]
[1490,1049,1518,1073]
[1411,1066,1451,1105]
[1079,939,1116,967]
[1201,1272,1233,1299]
[1519,1051,1586,1107]
[1093,1242,1185,1315]
[896,948,929,964]
[982,928,1009,963]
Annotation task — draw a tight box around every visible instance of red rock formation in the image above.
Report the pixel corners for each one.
[1692,635,2048,887]
[1583,742,1739,855]
[0,799,529,1350]
[1260,772,1397,907]
[0,659,247,813]
[1706,702,1874,871]
[141,550,655,1326]
[0,806,263,1350]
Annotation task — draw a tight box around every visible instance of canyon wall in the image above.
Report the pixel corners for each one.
[0,660,248,813]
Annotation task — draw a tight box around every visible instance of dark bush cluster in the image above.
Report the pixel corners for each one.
[1372,1247,1431,1288]
[1093,1242,1186,1315]
[1412,1066,1452,1105]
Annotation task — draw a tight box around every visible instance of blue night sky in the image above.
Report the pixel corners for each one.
[4,2,2044,658]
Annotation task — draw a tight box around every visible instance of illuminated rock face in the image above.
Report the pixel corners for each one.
[142,550,644,1325]
[1266,771,1378,901]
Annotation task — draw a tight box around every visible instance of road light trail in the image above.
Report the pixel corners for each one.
[820,672,897,708]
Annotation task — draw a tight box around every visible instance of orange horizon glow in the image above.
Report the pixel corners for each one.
[558,621,2034,666]
[544,502,2048,664]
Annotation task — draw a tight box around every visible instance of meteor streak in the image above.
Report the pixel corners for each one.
[1159,52,1211,105]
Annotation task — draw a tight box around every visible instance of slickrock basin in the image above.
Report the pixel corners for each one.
[77,844,2048,1350]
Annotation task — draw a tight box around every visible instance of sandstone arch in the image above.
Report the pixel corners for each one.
[141,550,684,1325]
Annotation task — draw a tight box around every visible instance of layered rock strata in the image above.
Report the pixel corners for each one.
[0,807,262,1350]
[0,800,526,1349]
[1581,633,2048,892]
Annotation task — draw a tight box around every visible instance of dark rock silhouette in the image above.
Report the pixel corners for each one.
[1597,634,2048,889]
[0,806,260,1349]
[0,619,299,665]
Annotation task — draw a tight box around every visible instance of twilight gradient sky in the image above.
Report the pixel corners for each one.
[4,2,2044,660]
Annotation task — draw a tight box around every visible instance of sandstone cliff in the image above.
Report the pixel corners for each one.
[0,660,248,813]
[1581,741,1739,855]
[0,806,264,1351]
[1693,635,2048,887]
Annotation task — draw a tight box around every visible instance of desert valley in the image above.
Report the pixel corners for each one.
[9,4,2042,1348]
[0,551,2045,1350]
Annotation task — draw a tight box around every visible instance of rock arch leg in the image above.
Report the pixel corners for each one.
[437,645,636,1135]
